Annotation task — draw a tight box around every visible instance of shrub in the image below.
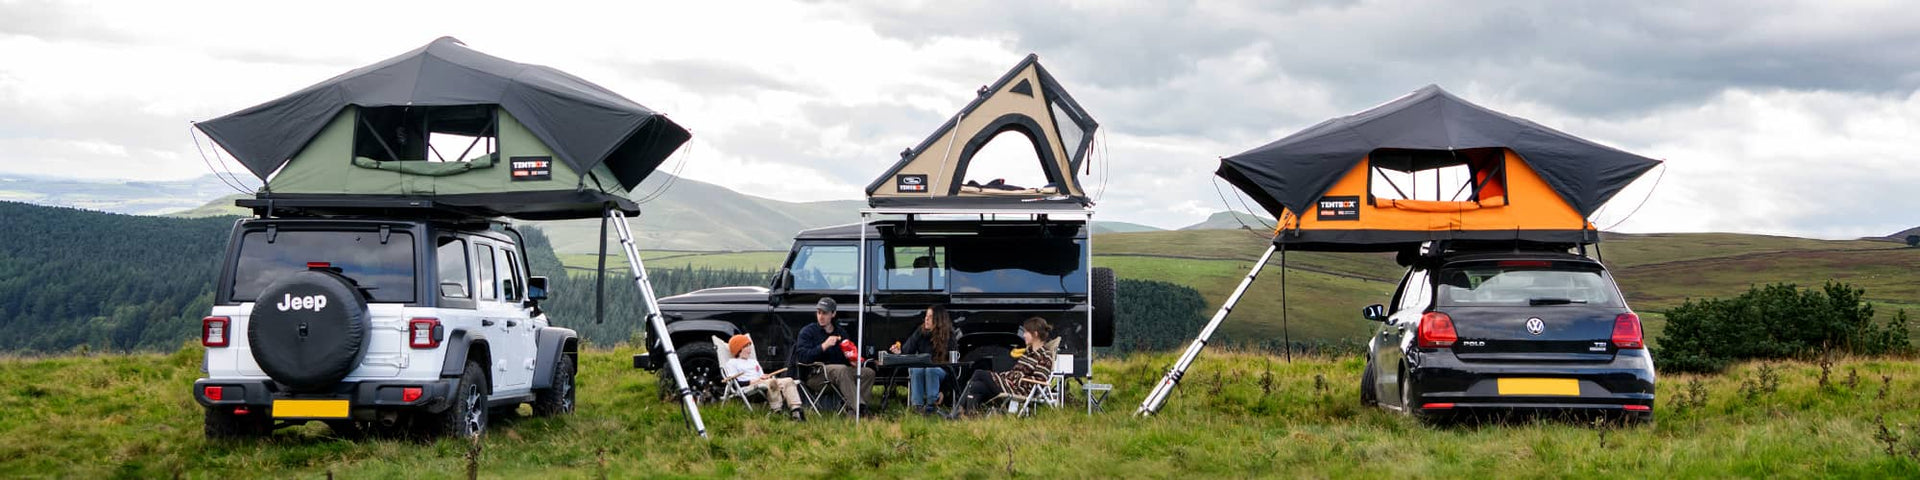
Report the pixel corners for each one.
[1656,282,1913,373]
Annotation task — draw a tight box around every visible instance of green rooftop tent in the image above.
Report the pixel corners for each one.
[195,37,710,438]
[196,36,689,220]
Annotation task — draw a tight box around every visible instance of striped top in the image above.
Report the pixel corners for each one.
[996,338,1057,393]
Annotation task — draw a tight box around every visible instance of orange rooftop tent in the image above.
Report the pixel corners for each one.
[1216,85,1661,251]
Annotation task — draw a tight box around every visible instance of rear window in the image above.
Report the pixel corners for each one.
[947,238,1087,294]
[230,230,417,303]
[1434,261,1620,307]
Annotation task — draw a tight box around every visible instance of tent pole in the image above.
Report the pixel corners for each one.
[855,211,869,423]
[1136,243,1280,417]
[595,209,608,324]
[1281,244,1290,363]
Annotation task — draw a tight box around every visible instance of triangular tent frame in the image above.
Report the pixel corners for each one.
[864,54,1099,209]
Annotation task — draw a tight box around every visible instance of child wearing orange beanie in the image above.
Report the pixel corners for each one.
[721,334,805,420]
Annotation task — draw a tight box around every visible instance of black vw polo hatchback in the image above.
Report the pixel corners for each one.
[1360,245,1655,423]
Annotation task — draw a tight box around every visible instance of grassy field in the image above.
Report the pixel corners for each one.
[2,346,1916,477]
[566,230,1920,349]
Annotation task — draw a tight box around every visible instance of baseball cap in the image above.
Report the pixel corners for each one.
[816,297,838,314]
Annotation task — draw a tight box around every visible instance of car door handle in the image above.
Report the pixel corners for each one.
[482,319,496,327]
[507,320,519,328]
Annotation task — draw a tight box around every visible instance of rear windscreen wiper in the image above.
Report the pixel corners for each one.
[1528,297,1587,305]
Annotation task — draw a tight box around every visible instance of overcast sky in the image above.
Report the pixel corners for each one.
[2,0,1916,237]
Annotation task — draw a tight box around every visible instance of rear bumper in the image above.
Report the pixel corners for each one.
[192,378,460,418]
[1407,349,1656,415]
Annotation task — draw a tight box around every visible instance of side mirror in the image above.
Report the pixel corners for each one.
[1362,304,1387,322]
[770,268,792,291]
[527,276,549,301]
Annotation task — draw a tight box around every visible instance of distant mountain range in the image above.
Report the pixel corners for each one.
[1179,211,1278,231]
[0,174,246,216]
[15,173,1294,252]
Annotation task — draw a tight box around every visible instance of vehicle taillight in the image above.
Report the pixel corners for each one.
[203,317,230,347]
[205,386,224,401]
[402,387,423,403]
[307,262,331,269]
[409,318,442,348]
[1612,312,1644,349]
[1416,311,1457,348]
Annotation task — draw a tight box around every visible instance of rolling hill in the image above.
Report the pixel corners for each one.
[0,174,244,216]
[1180,211,1279,231]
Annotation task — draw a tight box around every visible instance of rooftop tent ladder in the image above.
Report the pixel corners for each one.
[864,54,1099,209]
[1140,85,1664,417]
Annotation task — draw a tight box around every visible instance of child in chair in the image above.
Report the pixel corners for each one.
[724,335,805,421]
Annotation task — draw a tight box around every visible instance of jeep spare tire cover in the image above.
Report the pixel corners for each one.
[248,270,371,391]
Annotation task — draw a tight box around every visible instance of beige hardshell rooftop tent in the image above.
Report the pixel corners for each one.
[865,54,1098,209]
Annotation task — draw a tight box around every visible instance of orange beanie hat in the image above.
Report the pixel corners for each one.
[728,335,751,357]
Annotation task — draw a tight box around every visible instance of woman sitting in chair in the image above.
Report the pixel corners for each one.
[890,305,956,415]
[954,317,1054,417]
[724,335,805,421]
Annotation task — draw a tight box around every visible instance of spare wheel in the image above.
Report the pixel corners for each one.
[248,270,371,391]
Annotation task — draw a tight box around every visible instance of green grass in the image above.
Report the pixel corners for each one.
[553,231,1920,346]
[2,347,1916,477]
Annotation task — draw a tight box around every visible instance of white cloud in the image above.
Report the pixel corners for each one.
[0,0,1916,238]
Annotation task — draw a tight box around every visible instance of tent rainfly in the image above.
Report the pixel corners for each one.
[1139,85,1664,417]
[865,54,1099,209]
[1216,85,1662,251]
[196,36,690,221]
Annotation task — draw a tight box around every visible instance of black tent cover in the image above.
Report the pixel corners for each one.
[197,36,690,197]
[1217,85,1661,222]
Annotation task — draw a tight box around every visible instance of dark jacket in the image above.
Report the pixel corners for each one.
[900,328,956,360]
[793,321,848,366]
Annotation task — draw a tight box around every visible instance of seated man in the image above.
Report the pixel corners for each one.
[792,298,875,412]
[723,334,804,421]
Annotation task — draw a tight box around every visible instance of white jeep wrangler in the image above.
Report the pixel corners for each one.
[193,217,577,439]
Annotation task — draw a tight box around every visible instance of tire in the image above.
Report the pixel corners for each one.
[247,270,371,391]
[1359,361,1378,407]
[1090,267,1117,347]
[659,342,720,403]
[428,361,488,439]
[204,407,270,439]
[533,353,577,417]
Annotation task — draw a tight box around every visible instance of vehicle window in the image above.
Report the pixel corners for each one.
[498,249,519,302]
[1388,269,1412,312]
[877,244,945,291]
[437,237,470,299]
[1436,263,1622,307]
[1396,269,1429,313]
[947,237,1087,294]
[476,243,498,301]
[790,244,858,291]
[232,229,416,303]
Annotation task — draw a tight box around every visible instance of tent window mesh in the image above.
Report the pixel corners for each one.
[354,105,498,163]
[1366,148,1507,204]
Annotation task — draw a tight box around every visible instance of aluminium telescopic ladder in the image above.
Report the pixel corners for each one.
[608,208,708,438]
[1136,243,1280,417]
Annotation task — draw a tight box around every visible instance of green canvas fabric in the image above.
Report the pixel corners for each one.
[351,153,497,176]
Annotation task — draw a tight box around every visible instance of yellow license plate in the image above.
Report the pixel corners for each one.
[1497,378,1580,396]
[273,400,350,418]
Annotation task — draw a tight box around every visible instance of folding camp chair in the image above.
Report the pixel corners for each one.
[793,362,848,414]
[991,338,1062,417]
[712,336,764,410]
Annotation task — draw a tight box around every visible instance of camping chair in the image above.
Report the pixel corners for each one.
[991,338,1063,417]
[712,336,764,410]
